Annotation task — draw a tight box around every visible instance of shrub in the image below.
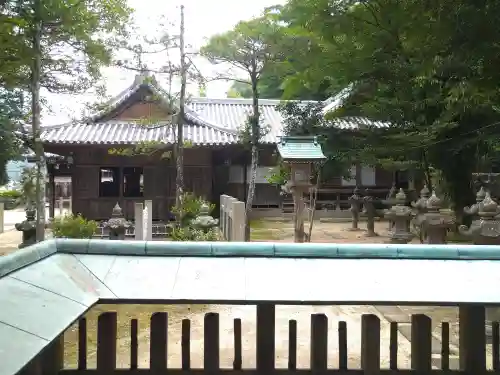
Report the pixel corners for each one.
[52,214,98,239]
[170,192,215,227]
[0,190,22,199]
[171,226,219,241]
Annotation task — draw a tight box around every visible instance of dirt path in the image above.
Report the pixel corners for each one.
[107,305,413,369]
[0,230,21,255]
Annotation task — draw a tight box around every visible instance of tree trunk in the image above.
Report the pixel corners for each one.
[175,5,186,215]
[244,75,260,241]
[31,1,45,242]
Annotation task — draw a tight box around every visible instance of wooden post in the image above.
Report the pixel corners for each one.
[459,305,486,372]
[204,313,220,371]
[49,170,55,219]
[144,200,153,240]
[232,200,246,241]
[58,197,64,217]
[150,312,168,370]
[220,194,228,239]
[310,314,328,370]
[293,190,305,243]
[411,314,432,371]
[96,312,117,371]
[256,304,275,371]
[0,202,4,234]
[41,335,64,375]
[134,202,144,240]
[361,314,380,375]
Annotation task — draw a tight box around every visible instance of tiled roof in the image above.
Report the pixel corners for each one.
[41,121,237,146]
[277,136,326,160]
[40,75,388,146]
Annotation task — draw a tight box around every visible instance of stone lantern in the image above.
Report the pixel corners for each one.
[420,191,455,244]
[384,188,414,244]
[192,203,219,232]
[459,192,500,245]
[463,186,486,223]
[103,203,133,240]
[15,207,37,248]
[411,185,430,242]
[348,187,362,231]
[277,136,326,243]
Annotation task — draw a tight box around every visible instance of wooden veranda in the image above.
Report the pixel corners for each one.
[4,240,500,375]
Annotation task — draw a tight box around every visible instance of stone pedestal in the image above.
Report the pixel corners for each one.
[384,189,413,244]
[15,208,37,248]
[421,192,455,244]
[362,189,378,237]
[459,192,500,245]
[348,187,362,231]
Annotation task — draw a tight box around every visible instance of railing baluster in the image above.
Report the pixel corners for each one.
[130,319,138,370]
[233,318,242,370]
[310,314,328,370]
[338,321,348,370]
[150,312,168,370]
[204,313,220,371]
[493,321,500,370]
[96,312,117,371]
[78,317,87,370]
[411,314,432,371]
[441,322,450,370]
[361,314,380,375]
[256,304,275,371]
[389,321,398,370]
[181,319,191,370]
[288,320,297,370]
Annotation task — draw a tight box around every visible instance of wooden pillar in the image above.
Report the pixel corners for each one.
[411,314,432,371]
[361,314,380,375]
[459,305,486,372]
[256,304,275,371]
[48,166,55,219]
[41,335,64,375]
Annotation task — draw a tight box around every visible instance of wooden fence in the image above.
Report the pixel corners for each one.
[21,308,499,375]
[220,195,246,241]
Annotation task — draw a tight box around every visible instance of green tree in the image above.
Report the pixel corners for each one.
[1,0,132,240]
[201,14,283,238]
[279,0,500,219]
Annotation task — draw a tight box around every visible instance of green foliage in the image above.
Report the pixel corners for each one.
[19,166,36,205]
[170,192,215,227]
[170,226,219,242]
[0,190,22,199]
[51,214,98,239]
[267,0,500,217]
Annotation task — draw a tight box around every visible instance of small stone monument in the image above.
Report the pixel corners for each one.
[103,203,133,240]
[420,191,455,244]
[411,185,430,242]
[362,189,378,237]
[384,189,414,244]
[348,187,362,231]
[459,192,500,245]
[192,203,219,232]
[15,207,37,248]
[277,136,326,243]
[463,186,486,222]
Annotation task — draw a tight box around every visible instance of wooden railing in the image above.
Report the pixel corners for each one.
[41,309,500,374]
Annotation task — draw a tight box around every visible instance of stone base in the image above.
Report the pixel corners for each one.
[365,232,379,237]
[346,227,362,232]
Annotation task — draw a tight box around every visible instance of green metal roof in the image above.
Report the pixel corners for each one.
[3,239,500,375]
[277,136,326,161]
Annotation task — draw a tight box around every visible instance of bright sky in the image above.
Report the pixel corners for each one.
[43,0,285,126]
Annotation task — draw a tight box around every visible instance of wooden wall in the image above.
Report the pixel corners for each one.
[48,145,213,221]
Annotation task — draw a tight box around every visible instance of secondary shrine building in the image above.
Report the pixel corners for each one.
[40,74,406,221]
